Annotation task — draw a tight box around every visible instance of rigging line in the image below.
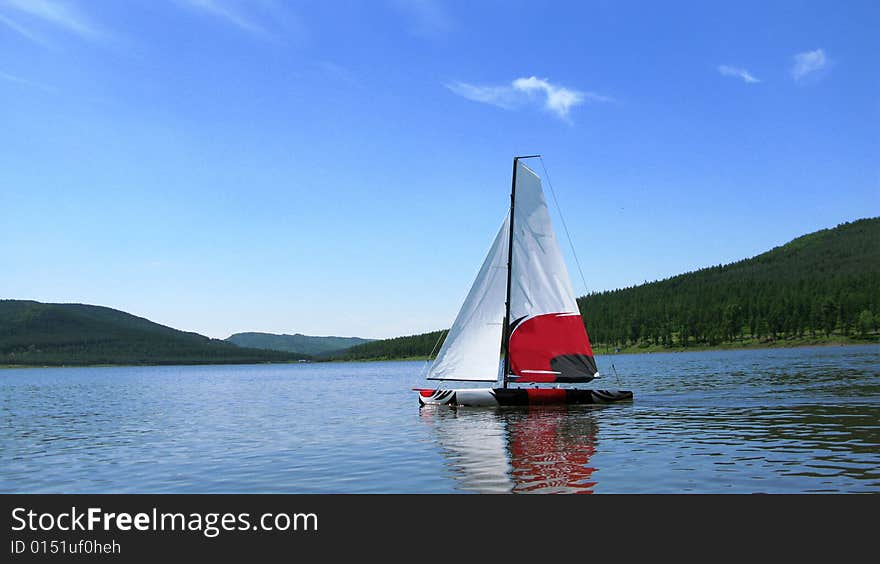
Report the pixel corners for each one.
[538,157,590,297]
[540,158,621,388]
[420,328,449,379]
[611,363,624,388]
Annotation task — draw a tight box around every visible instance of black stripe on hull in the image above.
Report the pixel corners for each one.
[417,387,633,407]
[490,388,633,406]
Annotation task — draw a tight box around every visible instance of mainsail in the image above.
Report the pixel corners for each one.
[507,161,597,383]
[426,216,509,381]
[426,159,597,385]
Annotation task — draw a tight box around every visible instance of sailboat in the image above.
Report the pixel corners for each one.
[415,156,633,407]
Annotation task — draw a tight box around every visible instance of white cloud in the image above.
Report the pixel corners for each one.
[791,48,828,81]
[446,76,608,121]
[1,0,103,41]
[512,76,585,119]
[717,65,760,84]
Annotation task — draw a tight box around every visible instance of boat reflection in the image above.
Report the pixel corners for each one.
[421,405,600,494]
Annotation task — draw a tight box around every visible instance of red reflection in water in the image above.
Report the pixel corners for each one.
[422,406,599,494]
[507,411,598,494]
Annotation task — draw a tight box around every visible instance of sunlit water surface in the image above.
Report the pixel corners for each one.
[2,345,878,493]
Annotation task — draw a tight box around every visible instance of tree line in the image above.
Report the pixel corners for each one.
[580,218,879,349]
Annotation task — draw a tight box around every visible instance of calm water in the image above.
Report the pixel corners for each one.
[2,345,878,493]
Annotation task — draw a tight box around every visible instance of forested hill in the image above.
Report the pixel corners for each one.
[0,301,310,367]
[324,330,446,361]
[581,217,879,350]
[325,218,880,360]
[226,332,372,356]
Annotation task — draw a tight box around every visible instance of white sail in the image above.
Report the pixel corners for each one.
[509,161,579,321]
[427,215,509,382]
[507,161,597,382]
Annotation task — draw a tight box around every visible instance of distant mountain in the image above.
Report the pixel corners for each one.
[325,217,880,360]
[0,301,310,367]
[226,332,373,356]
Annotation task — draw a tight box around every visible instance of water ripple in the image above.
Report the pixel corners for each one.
[1,345,878,493]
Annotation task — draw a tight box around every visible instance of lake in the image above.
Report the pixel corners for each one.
[1,345,878,493]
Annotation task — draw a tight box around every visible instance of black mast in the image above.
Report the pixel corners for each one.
[501,155,540,389]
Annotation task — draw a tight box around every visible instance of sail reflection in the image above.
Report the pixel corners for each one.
[421,406,600,494]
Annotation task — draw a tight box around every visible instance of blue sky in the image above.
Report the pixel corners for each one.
[1,1,877,339]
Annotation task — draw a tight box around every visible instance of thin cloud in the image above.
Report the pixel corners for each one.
[1,0,104,41]
[0,70,52,91]
[791,48,828,81]
[392,0,455,38]
[177,0,304,42]
[0,11,49,45]
[313,61,362,88]
[180,0,268,37]
[717,65,760,84]
[446,76,608,121]
[446,81,521,110]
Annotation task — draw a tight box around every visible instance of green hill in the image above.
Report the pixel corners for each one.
[226,332,372,356]
[0,301,310,367]
[326,218,880,360]
[326,330,446,361]
[582,217,879,351]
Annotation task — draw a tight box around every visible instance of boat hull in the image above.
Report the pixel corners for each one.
[415,387,633,407]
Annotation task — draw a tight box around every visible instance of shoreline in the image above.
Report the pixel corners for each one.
[591,336,878,356]
[2,339,877,369]
[0,360,313,370]
[329,337,878,363]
